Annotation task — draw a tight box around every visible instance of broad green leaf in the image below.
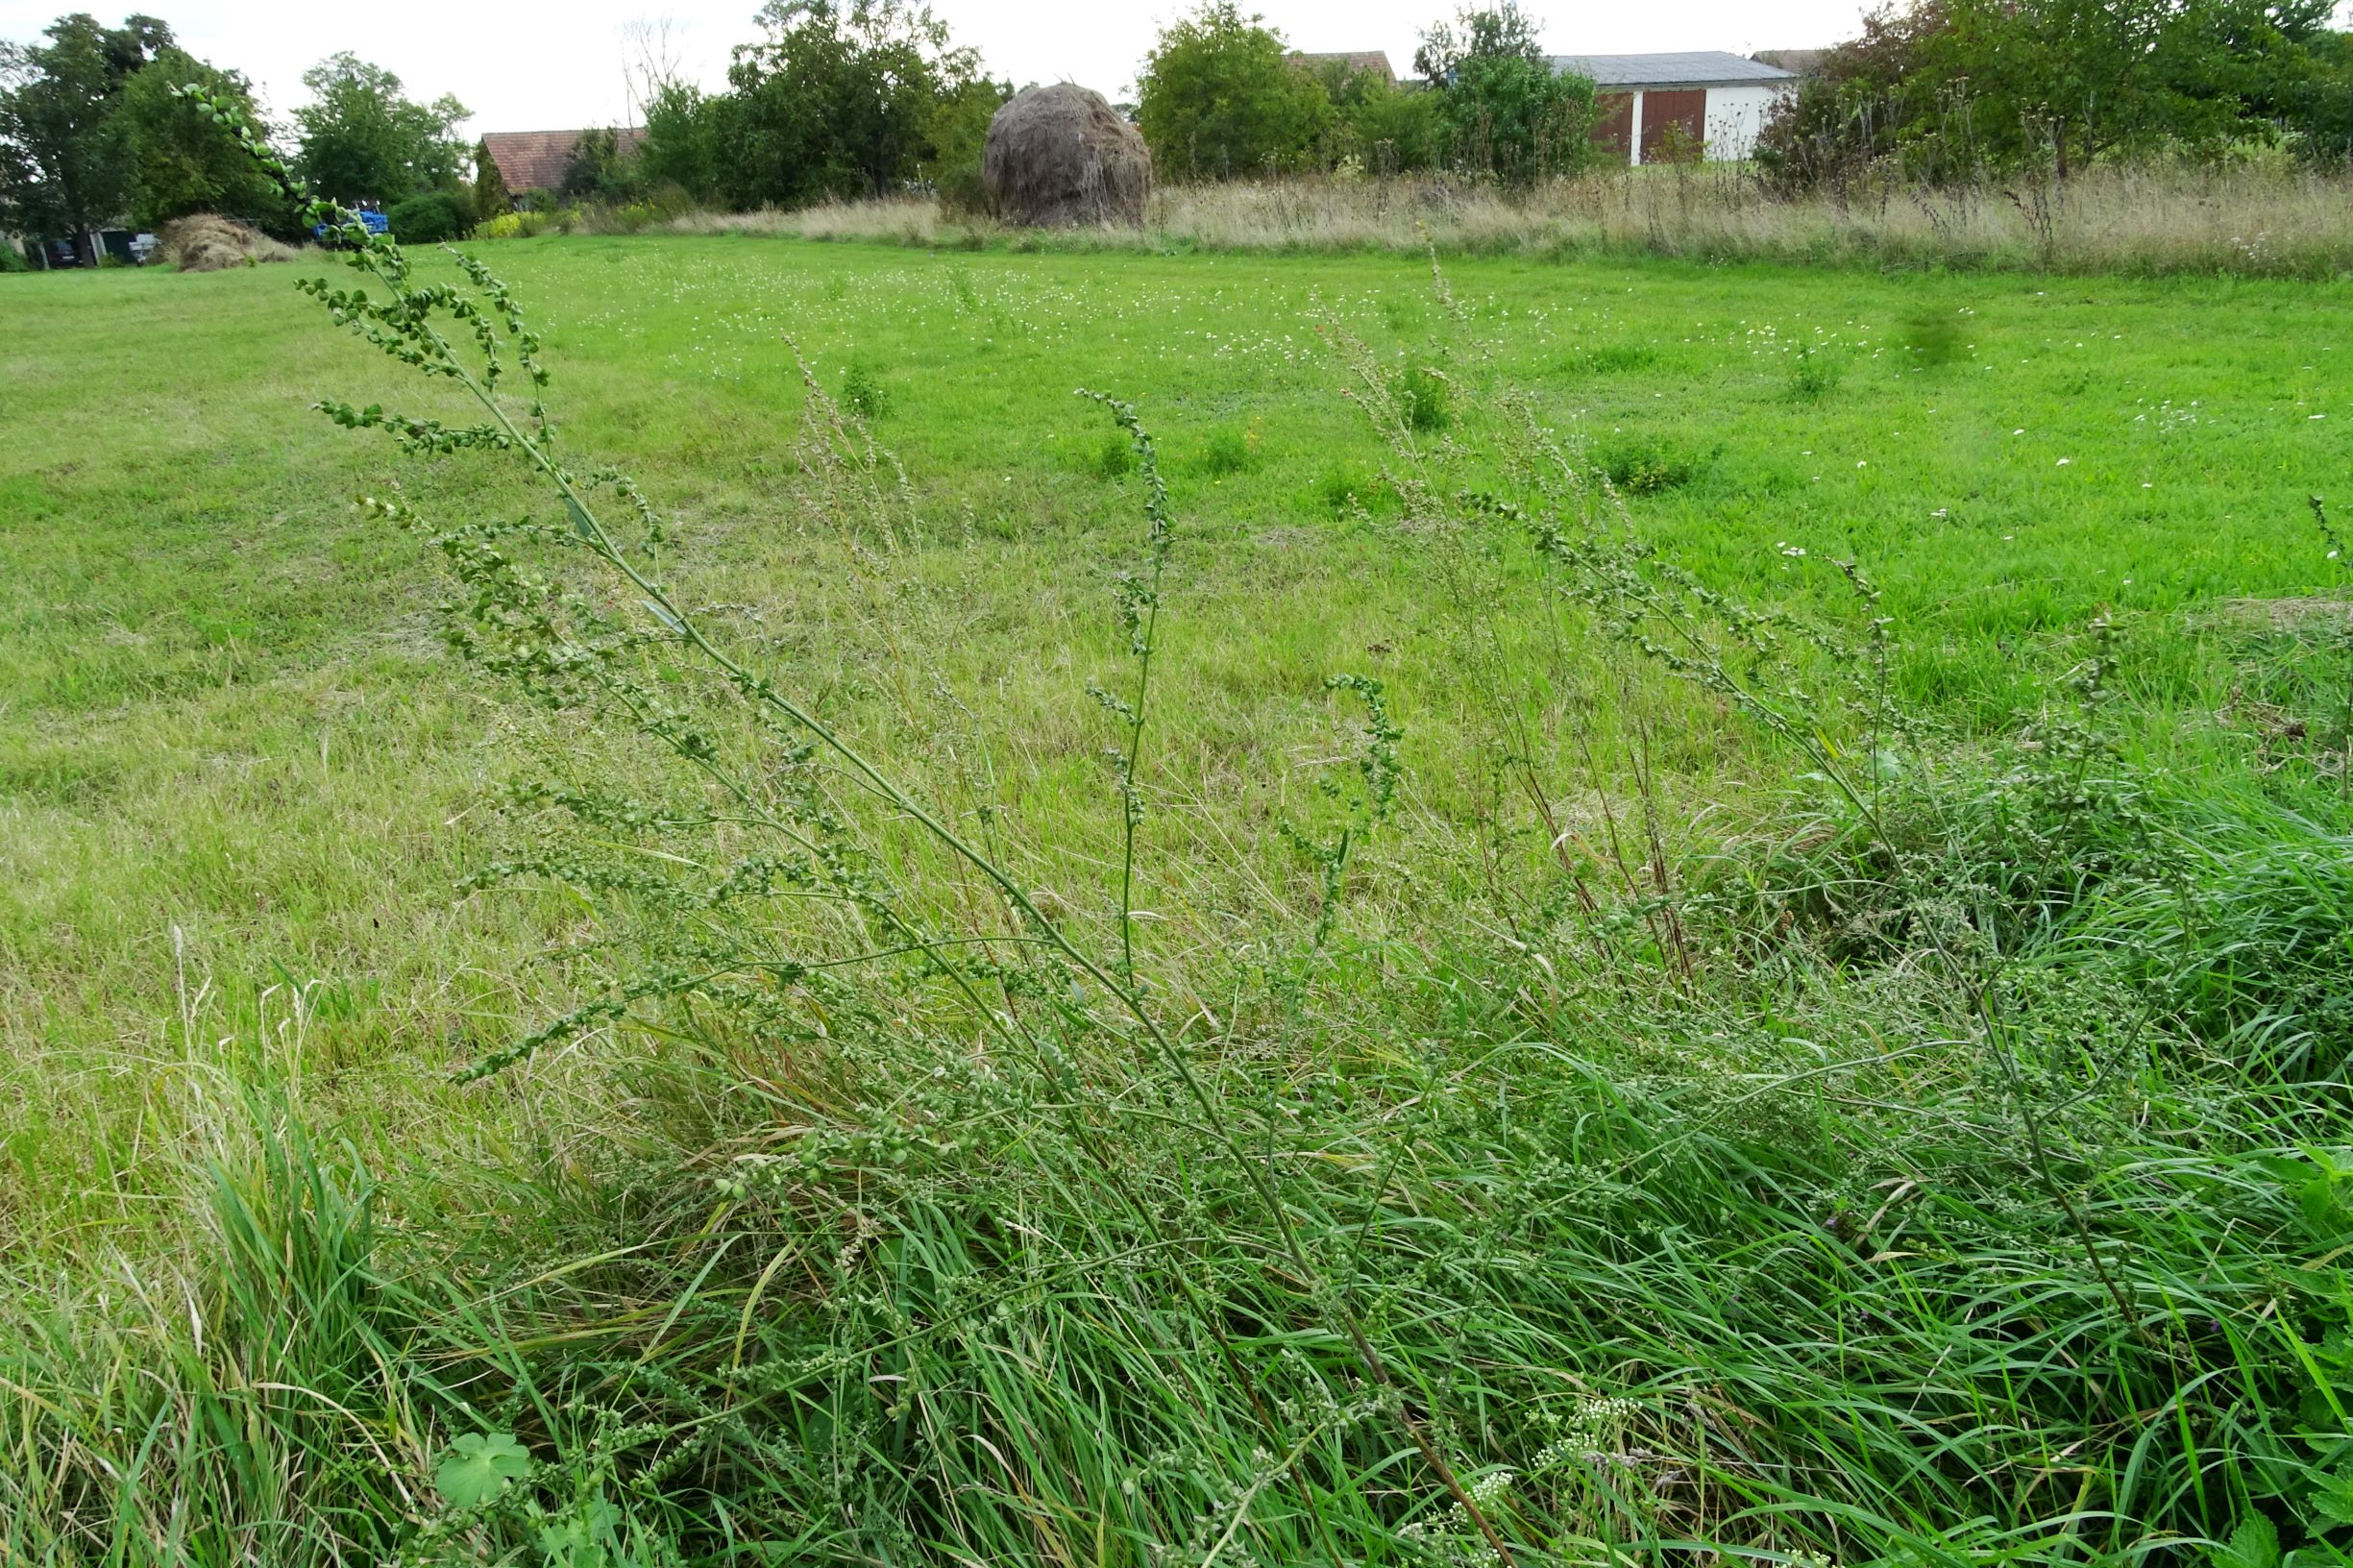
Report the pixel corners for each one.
[2215,1514,2279,1568]
[538,1497,619,1568]
[2302,1175,2351,1240]
[434,1430,530,1507]
[2314,1465,2353,1529]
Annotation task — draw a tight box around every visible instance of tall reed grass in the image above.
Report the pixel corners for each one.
[676,159,2353,279]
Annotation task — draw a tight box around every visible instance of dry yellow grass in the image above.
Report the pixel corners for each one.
[159,213,297,272]
[673,161,2353,278]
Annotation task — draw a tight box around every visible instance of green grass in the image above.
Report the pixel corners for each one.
[4,233,2353,1563]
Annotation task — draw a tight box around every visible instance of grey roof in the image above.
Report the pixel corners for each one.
[1549,51,1796,87]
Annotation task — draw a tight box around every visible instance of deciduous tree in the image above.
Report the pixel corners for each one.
[1411,0,1543,80]
[561,126,643,202]
[1415,1,1596,184]
[639,81,723,203]
[1759,0,2337,185]
[0,12,172,260]
[118,47,291,232]
[293,53,468,205]
[718,0,978,207]
[1314,61,1441,172]
[472,137,510,215]
[1136,2,1332,180]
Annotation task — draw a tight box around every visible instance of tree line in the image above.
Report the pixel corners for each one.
[0,0,1612,257]
[1759,0,2353,185]
[612,0,2353,203]
[0,12,471,261]
[627,0,1602,208]
[643,0,2353,197]
[9,0,2353,262]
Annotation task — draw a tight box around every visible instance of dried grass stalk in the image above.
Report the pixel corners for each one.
[982,85,1152,228]
[675,159,2353,280]
[159,214,295,273]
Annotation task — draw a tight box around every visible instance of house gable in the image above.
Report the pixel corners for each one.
[478,128,648,195]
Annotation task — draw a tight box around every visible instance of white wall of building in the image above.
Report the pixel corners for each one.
[1702,84,1795,161]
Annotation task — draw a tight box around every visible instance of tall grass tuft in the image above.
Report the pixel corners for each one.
[675,159,2353,279]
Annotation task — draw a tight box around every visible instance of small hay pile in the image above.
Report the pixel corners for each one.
[159,214,296,273]
[982,85,1151,228]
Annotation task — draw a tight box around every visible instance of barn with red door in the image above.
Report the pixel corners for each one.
[1552,53,1798,165]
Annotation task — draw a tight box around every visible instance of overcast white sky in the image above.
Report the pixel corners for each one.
[0,0,1886,132]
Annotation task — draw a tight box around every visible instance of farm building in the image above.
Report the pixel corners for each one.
[1550,52,1797,164]
[478,128,647,198]
[11,225,154,268]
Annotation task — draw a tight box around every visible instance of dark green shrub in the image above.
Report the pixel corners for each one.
[2293,34,2353,164]
[935,160,989,218]
[1200,424,1258,476]
[1332,70,1441,173]
[1418,12,1603,186]
[0,242,28,274]
[1393,363,1453,432]
[840,363,891,420]
[387,190,469,244]
[472,138,512,216]
[1315,463,1377,515]
[1091,430,1138,479]
[1787,342,1847,401]
[560,127,644,204]
[1596,436,1711,496]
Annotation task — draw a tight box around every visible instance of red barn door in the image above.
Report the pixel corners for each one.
[1590,92,1634,163]
[1640,89,1706,162]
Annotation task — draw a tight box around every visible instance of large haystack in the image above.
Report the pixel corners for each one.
[159,214,295,273]
[982,85,1151,228]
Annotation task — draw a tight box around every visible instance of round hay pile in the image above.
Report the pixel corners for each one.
[159,214,295,273]
[982,85,1151,228]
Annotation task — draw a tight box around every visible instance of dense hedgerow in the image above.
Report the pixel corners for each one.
[386,189,471,244]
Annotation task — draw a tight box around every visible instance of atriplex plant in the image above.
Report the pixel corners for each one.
[2313,495,2353,798]
[1080,390,1172,987]
[174,83,1512,1562]
[1327,274,2162,1330]
[115,84,2353,1568]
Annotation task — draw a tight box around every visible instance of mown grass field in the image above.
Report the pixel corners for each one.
[5,233,2353,1563]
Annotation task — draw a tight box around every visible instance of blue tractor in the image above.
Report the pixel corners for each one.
[311,208,391,245]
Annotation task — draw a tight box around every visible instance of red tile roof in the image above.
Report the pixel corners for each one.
[478,128,647,194]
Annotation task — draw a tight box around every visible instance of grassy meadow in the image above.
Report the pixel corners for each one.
[5,233,2353,1563]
